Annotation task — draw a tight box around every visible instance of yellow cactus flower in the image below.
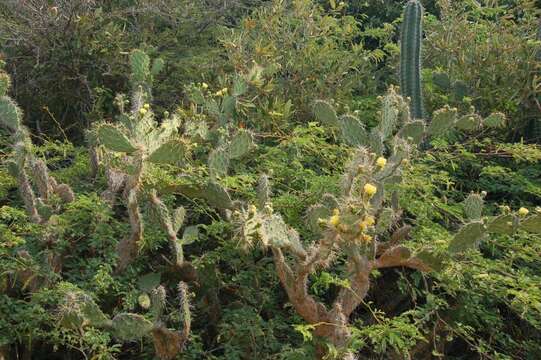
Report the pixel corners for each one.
[139,108,147,115]
[201,82,209,89]
[332,208,340,216]
[329,214,340,227]
[518,207,529,216]
[363,183,377,197]
[364,215,375,226]
[376,157,387,168]
[143,103,150,109]
[361,234,373,243]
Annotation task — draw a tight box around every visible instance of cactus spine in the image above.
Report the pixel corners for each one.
[400,0,424,119]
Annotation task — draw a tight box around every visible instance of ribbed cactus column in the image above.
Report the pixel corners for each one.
[400,0,424,119]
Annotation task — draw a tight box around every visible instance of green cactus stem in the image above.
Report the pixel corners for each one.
[400,0,424,119]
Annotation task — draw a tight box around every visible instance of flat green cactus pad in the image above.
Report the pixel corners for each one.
[338,115,368,146]
[148,140,185,165]
[487,214,516,235]
[448,221,485,253]
[97,124,138,154]
[520,214,541,234]
[228,130,254,159]
[313,100,338,126]
[112,313,153,341]
[0,96,22,131]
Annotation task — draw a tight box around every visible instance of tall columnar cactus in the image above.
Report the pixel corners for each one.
[400,0,424,119]
[59,282,192,360]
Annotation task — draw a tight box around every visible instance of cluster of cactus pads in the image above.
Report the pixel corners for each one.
[59,281,191,360]
[93,49,254,270]
[236,87,532,359]
[450,192,541,253]
[313,86,506,150]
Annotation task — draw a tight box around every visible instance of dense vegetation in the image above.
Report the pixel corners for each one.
[0,0,540,359]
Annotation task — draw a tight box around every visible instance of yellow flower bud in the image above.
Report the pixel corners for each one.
[500,205,511,213]
[139,108,147,115]
[363,183,377,197]
[143,103,150,109]
[376,157,387,168]
[518,207,529,216]
[332,208,340,216]
[249,205,257,214]
[138,294,151,309]
[201,82,209,89]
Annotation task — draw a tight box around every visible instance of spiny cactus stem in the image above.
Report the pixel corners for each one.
[150,190,184,266]
[17,167,41,223]
[117,156,145,271]
[178,282,191,346]
[400,0,424,119]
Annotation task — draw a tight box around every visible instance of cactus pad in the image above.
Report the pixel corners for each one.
[111,313,153,340]
[448,221,485,253]
[432,71,451,90]
[483,112,506,128]
[97,124,138,153]
[130,49,151,84]
[151,58,165,77]
[487,214,517,235]
[306,204,332,233]
[376,208,396,234]
[313,100,338,126]
[520,214,541,234]
[463,193,484,220]
[172,207,186,234]
[368,129,384,155]
[228,130,254,159]
[452,80,468,100]
[338,115,368,146]
[455,114,482,131]
[147,140,185,165]
[428,106,457,136]
[398,120,425,144]
[0,72,11,97]
[0,96,23,131]
[208,147,230,178]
